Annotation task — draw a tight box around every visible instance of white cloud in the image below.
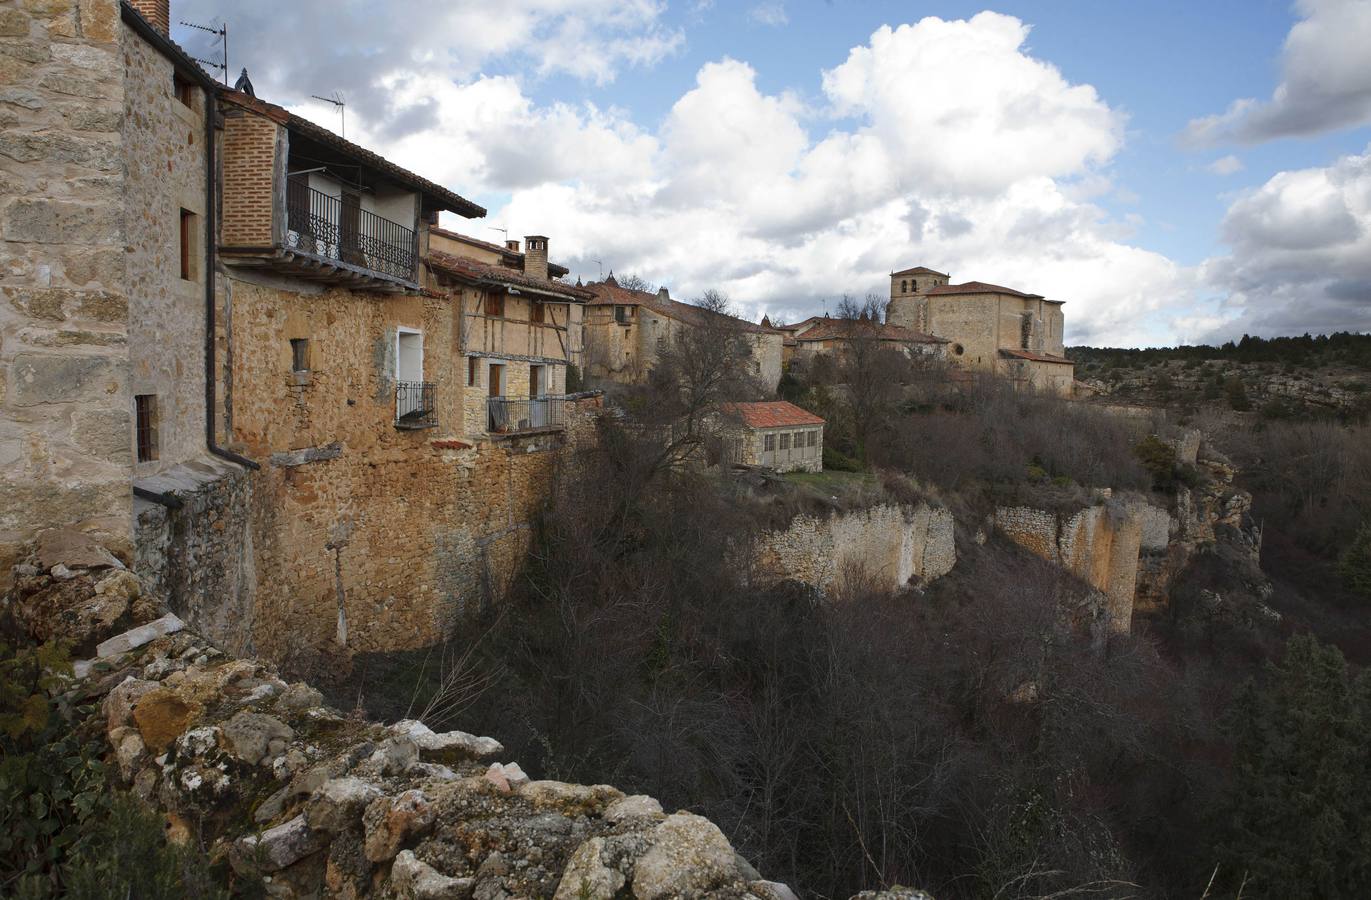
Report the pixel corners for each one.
[1184,0,1371,145]
[1197,144,1371,339]
[748,3,788,27]
[1207,155,1245,176]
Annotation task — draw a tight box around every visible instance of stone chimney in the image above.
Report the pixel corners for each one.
[524,236,548,281]
[505,239,520,253]
[129,0,170,34]
[657,287,670,303]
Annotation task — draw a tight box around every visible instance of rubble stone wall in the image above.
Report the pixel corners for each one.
[755,503,956,594]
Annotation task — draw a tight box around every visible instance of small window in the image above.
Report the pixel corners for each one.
[179,209,196,280]
[614,305,630,324]
[467,356,479,387]
[779,433,791,451]
[290,338,309,373]
[764,433,775,452]
[174,73,194,108]
[807,430,817,448]
[530,302,545,324]
[135,394,159,463]
[901,280,907,293]
[484,293,504,318]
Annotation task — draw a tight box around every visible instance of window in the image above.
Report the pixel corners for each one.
[467,356,479,387]
[953,343,965,356]
[763,433,775,452]
[174,73,194,108]
[1021,314,1033,350]
[290,338,309,373]
[484,293,504,318]
[530,302,545,324]
[614,305,630,324]
[901,280,907,293]
[179,209,196,280]
[779,433,791,451]
[396,329,423,382]
[134,394,158,463]
[807,430,817,448]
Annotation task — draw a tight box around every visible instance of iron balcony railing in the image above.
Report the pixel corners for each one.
[395,380,436,429]
[487,394,570,434]
[285,180,417,282]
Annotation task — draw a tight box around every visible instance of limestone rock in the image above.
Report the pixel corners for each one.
[631,812,742,899]
[483,762,529,793]
[363,789,434,862]
[751,880,801,900]
[95,612,184,658]
[604,794,663,825]
[233,815,327,873]
[519,780,624,817]
[391,849,474,900]
[35,528,122,571]
[392,719,503,760]
[131,686,194,753]
[366,735,419,776]
[110,725,147,780]
[305,776,384,834]
[276,682,324,712]
[555,837,626,900]
[850,889,935,900]
[103,675,157,732]
[222,710,294,766]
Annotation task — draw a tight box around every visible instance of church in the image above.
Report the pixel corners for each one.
[886,266,1075,396]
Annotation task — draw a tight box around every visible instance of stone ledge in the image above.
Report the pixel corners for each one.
[269,441,343,467]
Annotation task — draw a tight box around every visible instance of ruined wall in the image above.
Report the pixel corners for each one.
[993,501,1147,633]
[124,22,209,475]
[755,503,955,594]
[0,0,132,579]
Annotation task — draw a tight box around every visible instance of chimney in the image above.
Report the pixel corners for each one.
[129,0,170,34]
[524,235,548,281]
[657,287,670,303]
[505,239,521,253]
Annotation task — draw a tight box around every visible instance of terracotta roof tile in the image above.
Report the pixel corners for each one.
[583,281,783,335]
[926,281,1043,299]
[428,227,570,277]
[720,401,826,429]
[791,317,947,344]
[426,251,591,301]
[891,266,949,277]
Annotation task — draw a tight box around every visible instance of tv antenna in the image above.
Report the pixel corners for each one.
[488,226,509,242]
[591,258,603,280]
[180,19,227,84]
[311,92,346,138]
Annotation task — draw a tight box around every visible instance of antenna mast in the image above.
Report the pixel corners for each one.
[180,19,227,84]
[311,92,346,138]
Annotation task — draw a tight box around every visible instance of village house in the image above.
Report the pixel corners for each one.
[1,0,602,660]
[582,276,785,392]
[718,401,825,473]
[885,266,1075,395]
[423,229,591,437]
[775,315,947,364]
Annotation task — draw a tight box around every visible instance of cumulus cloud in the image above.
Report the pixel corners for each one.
[1207,155,1245,176]
[1184,0,1371,145]
[1197,144,1371,339]
[184,7,1196,346]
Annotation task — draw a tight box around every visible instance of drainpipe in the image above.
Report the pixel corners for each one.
[204,86,259,471]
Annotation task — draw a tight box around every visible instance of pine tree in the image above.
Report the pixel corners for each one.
[1338,522,1371,601]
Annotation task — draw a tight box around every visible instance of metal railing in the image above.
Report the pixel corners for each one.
[285,181,417,282]
[487,394,570,434]
[395,380,436,429]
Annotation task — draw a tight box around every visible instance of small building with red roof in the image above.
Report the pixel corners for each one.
[718,401,825,473]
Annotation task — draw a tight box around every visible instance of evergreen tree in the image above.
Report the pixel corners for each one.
[1217,634,1371,898]
[1339,522,1371,601]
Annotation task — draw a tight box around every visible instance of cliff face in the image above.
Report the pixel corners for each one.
[754,503,956,595]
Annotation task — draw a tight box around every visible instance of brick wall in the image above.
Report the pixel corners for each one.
[126,0,168,33]
[220,109,279,248]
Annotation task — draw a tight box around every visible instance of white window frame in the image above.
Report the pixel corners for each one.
[395,326,423,382]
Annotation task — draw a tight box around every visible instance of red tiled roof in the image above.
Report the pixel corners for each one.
[999,348,1073,365]
[891,266,949,277]
[426,251,591,301]
[220,91,486,219]
[791,317,947,344]
[926,281,1043,299]
[721,401,825,429]
[583,280,783,335]
[428,227,570,278]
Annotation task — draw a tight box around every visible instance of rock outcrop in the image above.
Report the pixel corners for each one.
[6,538,918,899]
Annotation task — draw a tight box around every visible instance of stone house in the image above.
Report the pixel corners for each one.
[2,0,604,659]
[886,266,1075,395]
[718,401,825,473]
[780,316,947,363]
[423,228,591,437]
[582,276,784,392]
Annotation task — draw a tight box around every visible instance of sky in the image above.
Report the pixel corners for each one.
[172,0,1371,347]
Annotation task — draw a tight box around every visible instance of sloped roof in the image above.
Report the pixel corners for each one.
[721,401,825,429]
[583,279,782,335]
[428,227,569,277]
[927,281,1044,299]
[892,266,949,277]
[999,348,1074,365]
[426,251,591,301]
[219,91,486,219]
[791,317,948,344]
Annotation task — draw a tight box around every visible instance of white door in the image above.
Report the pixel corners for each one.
[396,329,423,419]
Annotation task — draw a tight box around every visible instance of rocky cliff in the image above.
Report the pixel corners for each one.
[5,533,931,900]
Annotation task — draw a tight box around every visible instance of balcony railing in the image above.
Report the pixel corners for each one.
[395,380,436,429]
[487,394,570,434]
[286,181,417,282]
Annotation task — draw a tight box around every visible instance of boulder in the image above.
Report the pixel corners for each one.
[391,850,474,900]
[519,780,624,816]
[604,794,663,825]
[35,528,122,571]
[751,880,801,900]
[222,710,294,766]
[363,789,435,862]
[366,735,420,776]
[392,719,503,760]
[131,687,195,753]
[103,676,158,732]
[233,815,328,873]
[276,682,324,712]
[631,812,742,900]
[306,777,384,834]
[95,612,184,658]
[554,837,626,900]
[14,572,129,652]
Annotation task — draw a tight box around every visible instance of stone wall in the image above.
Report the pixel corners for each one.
[0,0,133,581]
[755,502,955,594]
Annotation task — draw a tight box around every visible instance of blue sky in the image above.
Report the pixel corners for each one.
[175,0,1371,346]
